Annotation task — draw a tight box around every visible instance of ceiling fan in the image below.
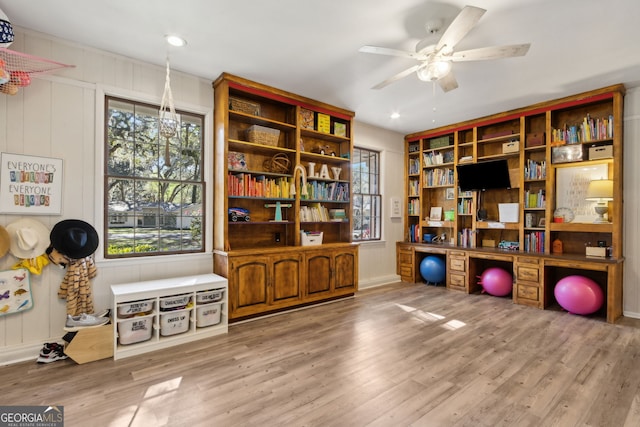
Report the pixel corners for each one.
[359,5,531,92]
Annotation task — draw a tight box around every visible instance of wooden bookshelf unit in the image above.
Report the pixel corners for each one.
[213,73,358,321]
[398,85,625,323]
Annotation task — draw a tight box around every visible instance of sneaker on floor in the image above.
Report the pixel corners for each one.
[37,346,68,364]
[39,342,64,358]
[64,313,110,331]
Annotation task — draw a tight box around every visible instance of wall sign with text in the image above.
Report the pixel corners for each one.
[0,153,64,214]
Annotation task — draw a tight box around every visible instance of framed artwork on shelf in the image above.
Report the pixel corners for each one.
[445,188,455,200]
[538,218,546,227]
[429,206,443,221]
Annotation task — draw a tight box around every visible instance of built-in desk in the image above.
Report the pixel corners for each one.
[397,242,623,323]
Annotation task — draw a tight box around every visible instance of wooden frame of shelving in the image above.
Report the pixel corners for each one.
[398,84,625,323]
[213,73,358,322]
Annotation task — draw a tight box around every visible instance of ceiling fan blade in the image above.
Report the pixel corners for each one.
[449,43,531,62]
[372,64,421,89]
[359,45,426,60]
[438,70,458,92]
[436,6,486,53]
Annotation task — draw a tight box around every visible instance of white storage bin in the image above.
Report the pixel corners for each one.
[196,302,223,328]
[300,231,323,246]
[117,314,154,345]
[160,308,191,336]
[159,293,191,311]
[117,299,154,318]
[196,288,225,304]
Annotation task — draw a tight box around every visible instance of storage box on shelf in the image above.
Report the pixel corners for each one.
[111,273,228,359]
[214,73,358,322]
[400,84,624,323]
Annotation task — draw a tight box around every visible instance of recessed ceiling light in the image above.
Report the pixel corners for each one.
[390,112,401,119]
[166,35,187,47]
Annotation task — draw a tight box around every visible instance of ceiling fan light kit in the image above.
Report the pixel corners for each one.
[360,5,531,92]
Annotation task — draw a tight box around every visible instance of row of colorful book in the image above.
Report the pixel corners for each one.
[551,114,613,143]
[524,189,546,208]
[301,181,349,202]
[524,159,546,180]
[423,168,454,187]
[524,231,545,253]
[228,173,291,198]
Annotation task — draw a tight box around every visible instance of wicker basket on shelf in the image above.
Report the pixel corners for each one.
[246,125,280,147]
[229,97,260,116]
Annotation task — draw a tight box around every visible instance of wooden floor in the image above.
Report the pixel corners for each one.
[4,281,640,427]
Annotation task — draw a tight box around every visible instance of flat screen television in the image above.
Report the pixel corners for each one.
[456,159,511,191]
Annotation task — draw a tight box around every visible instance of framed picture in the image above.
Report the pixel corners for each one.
[0,153,64,214]
[445,187,455,200]
[390,197,401,218]
[429,206,443,221]
[538,218,546,227]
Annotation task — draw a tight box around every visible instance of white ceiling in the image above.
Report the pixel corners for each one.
[2,0,640,135]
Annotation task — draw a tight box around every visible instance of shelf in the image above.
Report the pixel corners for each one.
[549,222,613,233]
[229,110,296,131]
[300,151,351,164]
[476,221,520,230]
[423,162,455,169]
[477,152,520,161]
[301,128,351,144]
[229,139,296,154]
[111,273,228,360]
[477,133,520,144]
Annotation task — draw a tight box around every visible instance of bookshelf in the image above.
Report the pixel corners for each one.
[398,84,625,322]
[213,73,358,321]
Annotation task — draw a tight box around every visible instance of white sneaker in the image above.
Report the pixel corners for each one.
[64,313,110,331]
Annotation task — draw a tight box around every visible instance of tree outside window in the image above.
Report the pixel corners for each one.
[352,147,381,241]
[105,96,205,257]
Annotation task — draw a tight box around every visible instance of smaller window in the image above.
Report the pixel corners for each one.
[352,147,381,241]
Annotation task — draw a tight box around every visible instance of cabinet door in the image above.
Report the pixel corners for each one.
[271,253,302,305]
[334,249,357,291]
[229,256,269,317]
[305,252,332,296]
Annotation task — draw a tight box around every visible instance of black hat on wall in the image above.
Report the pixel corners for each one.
[50,219,99,259]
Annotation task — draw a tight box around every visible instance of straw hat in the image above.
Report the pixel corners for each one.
[6,218,50,259]
[0,225,9,258]
[49,219,99,259]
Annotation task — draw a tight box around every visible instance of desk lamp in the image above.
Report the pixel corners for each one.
[586,179,613,223]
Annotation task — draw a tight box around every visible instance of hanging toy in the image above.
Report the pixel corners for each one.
[0,59,9,84]
[0,7,15,48]
[10,71,31,87]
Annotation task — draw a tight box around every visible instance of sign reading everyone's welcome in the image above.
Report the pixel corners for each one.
[0,152,63,214]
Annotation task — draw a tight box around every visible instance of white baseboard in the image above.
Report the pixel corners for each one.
[623,310,640,319]
[358,275,400,290]
[0,343,43,366]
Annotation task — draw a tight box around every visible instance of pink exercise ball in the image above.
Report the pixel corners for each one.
[554,275,604,315]
[478,267,512,297]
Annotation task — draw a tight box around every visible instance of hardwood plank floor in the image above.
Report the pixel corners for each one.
[3,281,640,427]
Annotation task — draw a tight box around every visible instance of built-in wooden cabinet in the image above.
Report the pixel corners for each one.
[399,85,625,323]
[213,73,358,321]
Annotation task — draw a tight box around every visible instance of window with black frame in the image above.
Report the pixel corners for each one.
[352,147,381,241]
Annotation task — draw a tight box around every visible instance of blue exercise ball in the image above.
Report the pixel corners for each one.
[419,256,446,284]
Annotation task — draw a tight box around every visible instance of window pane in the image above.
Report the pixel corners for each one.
[352,147,381,242]
[105,96,205,257]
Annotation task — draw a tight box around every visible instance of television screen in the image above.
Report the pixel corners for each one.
[456,159,512,191]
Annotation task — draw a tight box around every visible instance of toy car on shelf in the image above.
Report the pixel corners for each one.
[228,207,250,222]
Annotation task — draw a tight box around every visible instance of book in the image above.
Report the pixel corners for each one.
[299,108,314,130]
[334,122,346,137]
[317,113,331,133]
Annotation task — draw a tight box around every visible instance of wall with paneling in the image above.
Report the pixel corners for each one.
[0,28,405,364]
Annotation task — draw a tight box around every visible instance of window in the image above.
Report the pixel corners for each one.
[105,96,205,257]
[352,147,381,241]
